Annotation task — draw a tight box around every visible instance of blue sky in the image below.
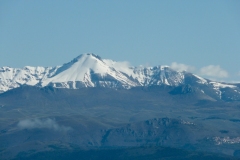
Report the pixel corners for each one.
[0,1,240,82]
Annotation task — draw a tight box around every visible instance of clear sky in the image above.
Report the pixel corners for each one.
[0,0,240,82]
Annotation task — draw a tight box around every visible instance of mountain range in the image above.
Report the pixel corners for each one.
[1,53,240,101]
[1,54,240,159]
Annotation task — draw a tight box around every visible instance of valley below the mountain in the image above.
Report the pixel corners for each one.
[0,85,240,159]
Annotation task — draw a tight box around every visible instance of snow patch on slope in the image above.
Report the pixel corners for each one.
[193,74,207,84]
[210,82,237,89]
[209,81,237,99]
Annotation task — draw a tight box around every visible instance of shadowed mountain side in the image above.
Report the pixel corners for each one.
[0,85,216,128]
[0,85,215,110]
[12,146,238,160]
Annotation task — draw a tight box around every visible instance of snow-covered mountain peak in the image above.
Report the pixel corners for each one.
[73,53,105,69]
[40,53,136,88]
[73,53,103,62]
[46,54,105,77]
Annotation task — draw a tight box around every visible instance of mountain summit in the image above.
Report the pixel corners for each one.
[0,53,239,101]
[40,53,138,89]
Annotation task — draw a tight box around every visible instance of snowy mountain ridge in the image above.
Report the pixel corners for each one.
[0,53,239,101]
[0,66,59,93]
